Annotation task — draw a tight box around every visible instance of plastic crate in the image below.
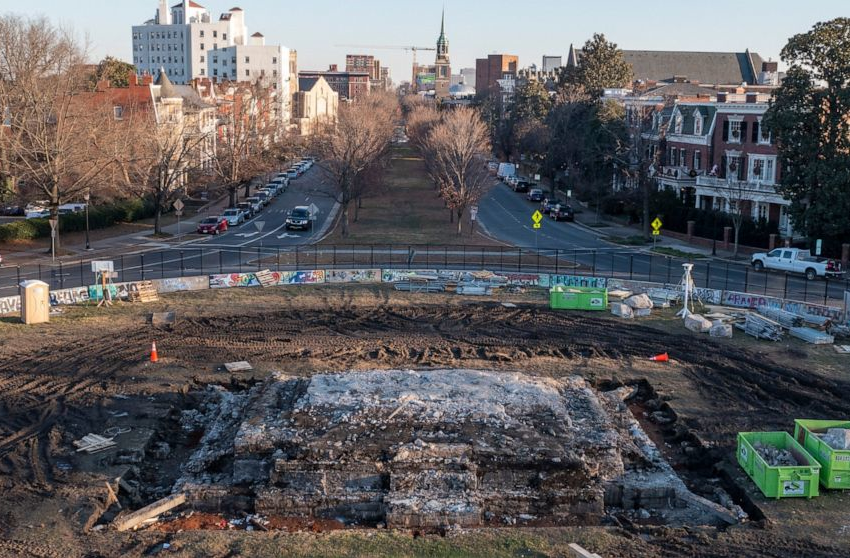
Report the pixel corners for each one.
[737,432,820,499]
[549,286,608,311]
[794,419,850,490]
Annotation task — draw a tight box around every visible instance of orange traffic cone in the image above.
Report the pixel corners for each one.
[649,352,669,362]
[150,341,159,363]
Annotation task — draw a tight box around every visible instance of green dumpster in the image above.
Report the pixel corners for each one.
[737,432,820,499]
[549,286,608,311]
[794,419,850,490]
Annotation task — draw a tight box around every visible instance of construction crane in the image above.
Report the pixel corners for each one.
[334,44,436,68]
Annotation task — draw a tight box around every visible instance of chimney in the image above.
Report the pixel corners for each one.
[329,64,338,72]
[95,79,110,92]
[128,71,139,87]
[157,0,171,25]
[717,92,728,103]
[746,92,758,103]
[250,32,265,47]
[141,72,154,86]
[673,75,688,83]
[762,61,779,73]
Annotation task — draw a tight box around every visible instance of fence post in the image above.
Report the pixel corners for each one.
[481,247,485,270]
[803,277,808,301]
[141,254,146,280]
[219,250,223,273]
[333,245,337,268]
[38,264,42,282]
[199,249,204,275]
[783,272,788,299]
[725,262,730,291]
[257,246,261,271]
[59,261,64,288]
[764,269,768,295]
[518,248,522,272]
[238,247,242,272]
[161,251,165,278]
[555,249,560,275]
[666,257,671,285]
[610,252,615,279]
[744,267,749,292]
[17,266,21,286]
[120,255,124,282]
[463,245,466,270]
[629,255,633,280]
[499,247,503,271]
[296,246,300,269]
[426,245,430,268]
[591,251,596,276]
[79,259,84,287]
[824,278,829,306]
[370,246,374,269]
[648,255,653,281]
[276,247,280,271]
[314,245,318,269]
[536,249,540,273]
[705,262,711,289]
[180,251,185,277]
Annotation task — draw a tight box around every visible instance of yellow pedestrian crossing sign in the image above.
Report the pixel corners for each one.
[532,210,543,230]
[651,217,663,231]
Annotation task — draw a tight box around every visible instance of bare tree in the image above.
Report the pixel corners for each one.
[313,92,396,236]
[424,107,493,235]
[0,15,115,248]
[114,100,211,235]
[207,81,281,207]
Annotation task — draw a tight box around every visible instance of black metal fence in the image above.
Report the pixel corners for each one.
[1,244,848,307]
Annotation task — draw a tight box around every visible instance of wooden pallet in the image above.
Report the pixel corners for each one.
[255,270,277,288]
[73,434,117,454]
[129,281,159,303]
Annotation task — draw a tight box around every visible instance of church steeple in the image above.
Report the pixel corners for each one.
[436,8,449,59]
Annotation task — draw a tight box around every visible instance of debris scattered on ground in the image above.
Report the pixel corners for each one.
[73,434,116,454]
[625,294,653,310]
[821,428,850,450]
[114,493,187,532]
[684,314,712,333]
[151,312,176,327]
[736,313,783,341]
[833,345,850,354]
[607,290,632,301]
[610,303,633,319]
[753,441,798,467]
[224,361,253,373]
[709,321,733,338]
[789,327,835,345]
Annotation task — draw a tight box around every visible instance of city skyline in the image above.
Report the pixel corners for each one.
[5,0,849,83]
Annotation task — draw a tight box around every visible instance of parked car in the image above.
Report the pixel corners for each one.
[286,169,299,180]
[236,201,255,219]
[245,197,263,214]
[1,205,23,216]
[505,175,519,188]
[514,180,534,193]
[255,191,271,206]
[26,209,50,219]
[285,206,314,230]
[0,252,3,267]
[222,208,245,226]
[751,248,844,281]
[541,197,564,214]
[550,204,575,222]
[527,188,544,202]
[197,216,228,235]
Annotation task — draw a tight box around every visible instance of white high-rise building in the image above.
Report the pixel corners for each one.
[132,1,291,122]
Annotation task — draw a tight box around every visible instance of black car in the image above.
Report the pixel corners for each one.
[514,180,534,193]
[550,204,575,222]
[526,188,544,202]
[541,197,564,214]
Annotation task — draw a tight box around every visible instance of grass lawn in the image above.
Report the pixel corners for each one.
[321,146,497,246]
[651,246,708,259]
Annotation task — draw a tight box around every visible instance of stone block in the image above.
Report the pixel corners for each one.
[684,314,712,333]
[625,294,653,310]
[611,303,634,319]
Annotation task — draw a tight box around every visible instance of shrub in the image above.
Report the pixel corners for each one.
[0,197,157,242]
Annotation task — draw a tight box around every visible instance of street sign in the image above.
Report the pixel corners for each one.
[651,217,663,232]
[470,206,478,221]
[534,174,541,182]
[49,218,58,231]
[652,230,661,236]
[91,261,114,273]
[172,199,184,212]
[533,223,542,229]
[308,203,320,220]
[532,210,543,224]
[566,190,572,198]
[254,220,266,233]
[174,209,184,218]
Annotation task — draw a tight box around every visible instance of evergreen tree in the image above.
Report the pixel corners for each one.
[764,18,850,254]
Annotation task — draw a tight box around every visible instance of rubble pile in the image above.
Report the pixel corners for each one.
[821,428,850,451]
[752,441,798,467]
[175,370,731,529]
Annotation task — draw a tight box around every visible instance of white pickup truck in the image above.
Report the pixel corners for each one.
[751,248,844,280]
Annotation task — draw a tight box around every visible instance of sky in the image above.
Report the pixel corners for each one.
[2,0,848,82]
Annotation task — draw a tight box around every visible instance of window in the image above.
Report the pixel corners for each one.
[756,118,771,145]
[113,106,124,120]
[694,114,703,135]
[223,33,227,40]
[245,56,250,63]
[749,156,776,184]
[213,69,218,76]
[200,30,205,37]
[729,119,741,142]
[273,70,278,77]
[200,43,204,50]
[272,57,277,64]
[200,68,205,75]
[200,56,204,63]
[694,150,701,171]
[674,114,682,134]
[245,69,250,77]
[223,59,227,66]
[213,30,217,38]
[783,250,793,259]
[679,148,686,167]
[213,57,218,64]
[232,57,237,64]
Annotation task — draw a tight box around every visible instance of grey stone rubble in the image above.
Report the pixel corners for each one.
[174,369,735,529]
[752,441,798,467]
[821,428,850,451]
[610,303,633,319]
[684,314,712,333]
[709,321,733,338]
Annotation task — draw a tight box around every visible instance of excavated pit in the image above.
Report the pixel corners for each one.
[173,370,734,528]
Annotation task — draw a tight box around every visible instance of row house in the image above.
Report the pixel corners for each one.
[658,91,791,236]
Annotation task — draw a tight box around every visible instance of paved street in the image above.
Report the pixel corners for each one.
[478,180,849,305]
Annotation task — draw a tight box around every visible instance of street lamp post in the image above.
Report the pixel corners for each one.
[84,191,91,251]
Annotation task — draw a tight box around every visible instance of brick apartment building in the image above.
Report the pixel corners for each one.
[475,54,518,98]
